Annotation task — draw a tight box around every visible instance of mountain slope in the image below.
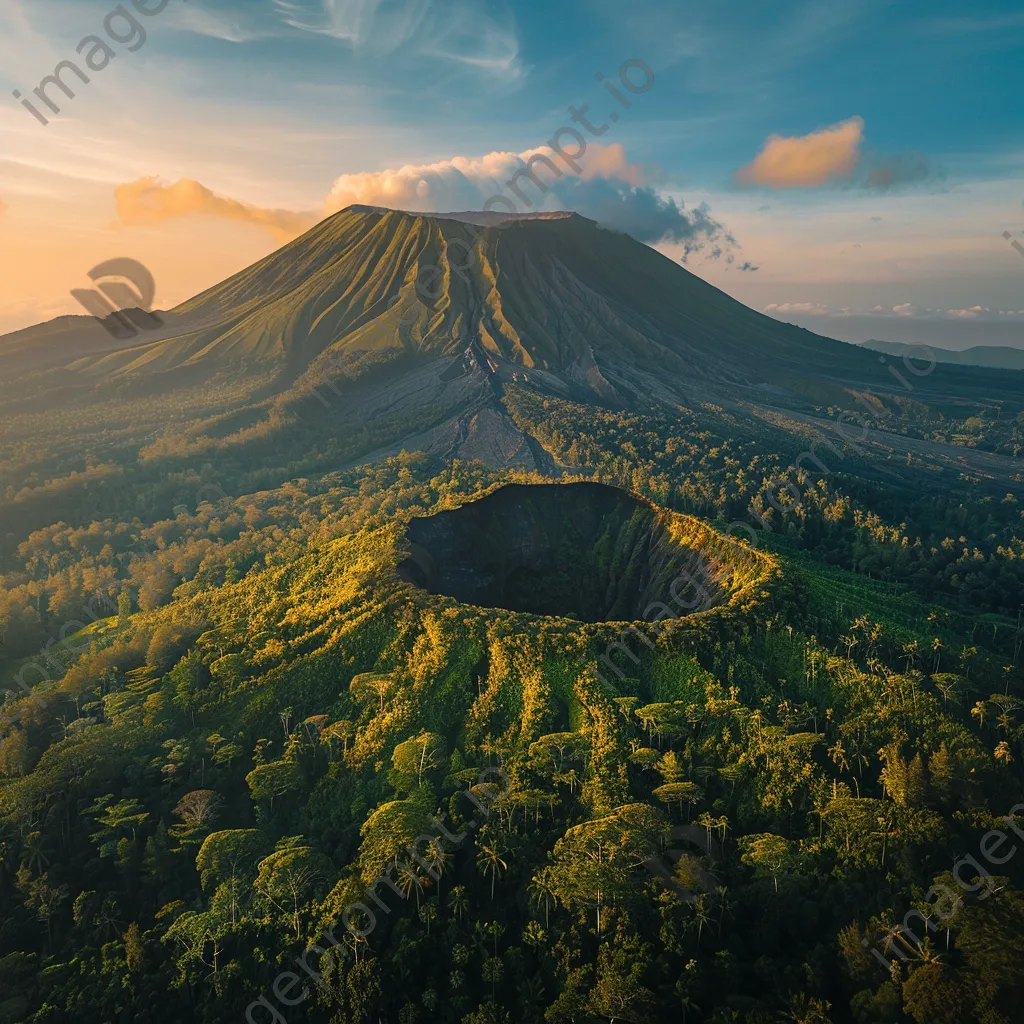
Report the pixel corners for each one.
[8,206,1021,413]
[1,206,1021,555]
[4,207,926,392]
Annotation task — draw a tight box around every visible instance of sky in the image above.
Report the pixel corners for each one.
[1,0,1023,348]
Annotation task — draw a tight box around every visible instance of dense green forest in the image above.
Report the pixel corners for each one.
[2,435,1024,1023]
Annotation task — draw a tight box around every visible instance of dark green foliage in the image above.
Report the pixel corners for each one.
[1,444,1022,1021]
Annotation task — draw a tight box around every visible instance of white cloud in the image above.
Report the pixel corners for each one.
[759,301,1016,323]
[763,301,832,316]
[323,143,734,252]
[323,144,643,214]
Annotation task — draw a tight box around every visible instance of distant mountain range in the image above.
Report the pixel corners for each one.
[862,338,1024,371]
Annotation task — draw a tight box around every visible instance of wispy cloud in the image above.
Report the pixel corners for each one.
[115,177,319,241]
[763,301,1024,323]
[658,0,866,101]
[764,301,832,315]
[175,8,273,44]
[864,152,938,191]
[268,0,521,78]
[271,0,421,46]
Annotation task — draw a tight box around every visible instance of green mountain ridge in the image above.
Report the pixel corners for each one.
[45,205,877,388]
[3,206,1022,523]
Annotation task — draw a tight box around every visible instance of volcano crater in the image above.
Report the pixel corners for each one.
[398,482,730,623]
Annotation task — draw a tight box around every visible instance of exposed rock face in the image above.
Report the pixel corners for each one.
[398,482,723,622]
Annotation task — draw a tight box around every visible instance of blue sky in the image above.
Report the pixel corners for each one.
[1,0,1022,346]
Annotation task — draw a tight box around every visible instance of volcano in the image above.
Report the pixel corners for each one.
[51,206,889,396]
[2,205,1021,488]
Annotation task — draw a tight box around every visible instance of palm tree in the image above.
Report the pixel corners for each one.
[323,720,354,758]
[827,739,850,773]
[715,885,732,936]
[484,919,505,959]
[713,814,729,847]
[447,884,469,922]
[960,645,978,680]
[396,861,426,909]
[425,837,450,891]
[971,700,988,729]
[873,806,897,867]
[880,919,916,960]
[695,811,717,855]
[811,785,830,841]
[347,931,369,964]
[482,955,504,1000]
[476,843,508,900]
[528,870,555,928]
[22,831,51,877]
[679,992,701,1023]
[418,900,438,936]
[935,677,960,708]
[787,993,833,1023]
[692,893,710,946]
[902,640,920,672]
[518,975,545,1020]
[522,920,547,951]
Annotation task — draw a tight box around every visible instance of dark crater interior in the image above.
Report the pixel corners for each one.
[398,482,722,622]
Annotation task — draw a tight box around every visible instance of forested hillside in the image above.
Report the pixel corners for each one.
[2,209,1024,1024]
[2,449,1023,1024]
